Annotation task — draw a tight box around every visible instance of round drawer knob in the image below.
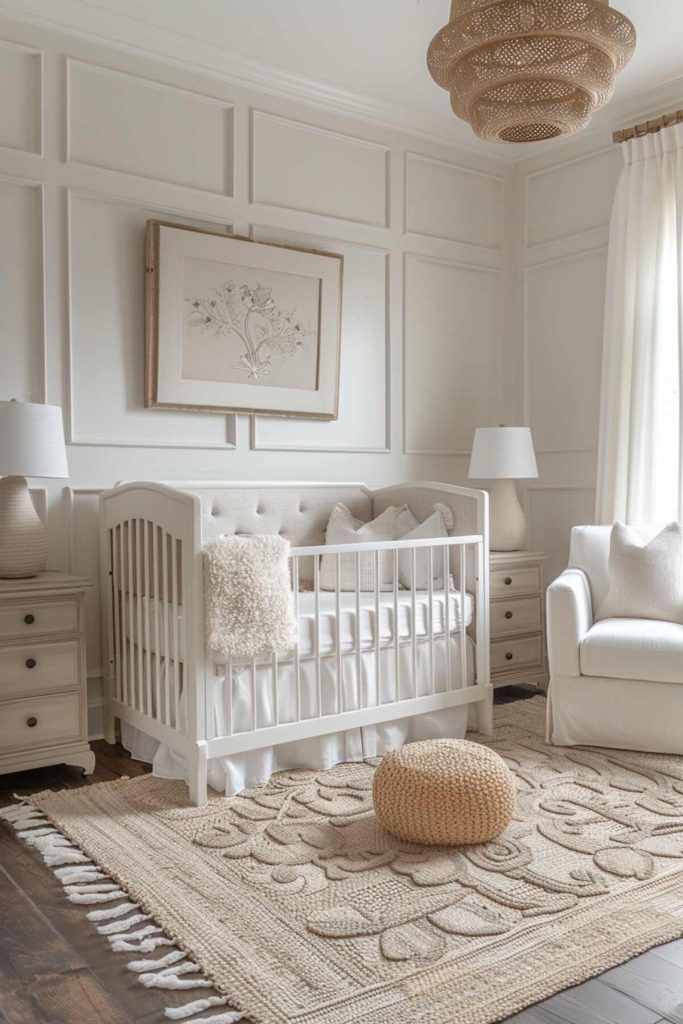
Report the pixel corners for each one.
[505,610,513,620]
[24,614,35,625]
[505,652,513,661]
[26,717,38,728]
[504,577,512,586]
[25,658,37,669]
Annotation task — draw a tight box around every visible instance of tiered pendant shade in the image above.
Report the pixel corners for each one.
[427,0,636,143]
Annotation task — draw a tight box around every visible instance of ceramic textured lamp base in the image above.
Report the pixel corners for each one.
[489,478,527,551]
[0,475,47,578]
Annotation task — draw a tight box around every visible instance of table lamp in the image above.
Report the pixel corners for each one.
[468,426,538,551]
[0,400,69,578]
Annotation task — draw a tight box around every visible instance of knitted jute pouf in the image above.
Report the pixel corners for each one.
[373,738,516,846]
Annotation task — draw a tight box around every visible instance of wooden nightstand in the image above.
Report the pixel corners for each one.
[489,551,548,690]
[0,572,95,776]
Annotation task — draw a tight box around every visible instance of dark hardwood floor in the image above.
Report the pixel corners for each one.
[0,687,681,1024]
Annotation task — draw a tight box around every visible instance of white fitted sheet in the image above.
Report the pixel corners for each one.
[124,588,473,662]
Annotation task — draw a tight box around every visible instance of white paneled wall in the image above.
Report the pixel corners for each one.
[513,140,624,584]
[0,15,509,737]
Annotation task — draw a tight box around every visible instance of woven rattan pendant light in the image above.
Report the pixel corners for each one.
[427,0,636,143]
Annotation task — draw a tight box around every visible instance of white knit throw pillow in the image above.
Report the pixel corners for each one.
[319,503,401,591]
[595,522,683,624]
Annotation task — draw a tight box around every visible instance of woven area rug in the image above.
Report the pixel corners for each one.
[9,696,683,1024]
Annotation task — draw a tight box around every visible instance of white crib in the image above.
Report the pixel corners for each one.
[100,480,492,805]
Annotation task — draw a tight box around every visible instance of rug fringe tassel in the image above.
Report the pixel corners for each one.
[140,961,213,990]
[111,934,174,954]
[128,948,187,973]
[87,901,140,922]
[182,1012,244,1024]
[165,997,230,1020]
[55,866,106,884]
[67,888,127,905]
[97,912,153,935]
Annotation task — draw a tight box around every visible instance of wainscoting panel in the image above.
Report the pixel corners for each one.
[526,146,622,248]
[65,487,102,678]
[0,176,44,402]
[527,486,596,586]
[67,60,235,195]
[525,247,607,454]
[250,225,389,452]
[67,191,236,448]
[251,111,389,227]
[0,39,41,154]
[405,152,503,251]
[404,254,501,454]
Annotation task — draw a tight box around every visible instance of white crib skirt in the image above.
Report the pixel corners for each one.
[121,634,474,795]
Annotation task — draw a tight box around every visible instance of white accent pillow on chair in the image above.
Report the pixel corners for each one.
[595,522,683,624]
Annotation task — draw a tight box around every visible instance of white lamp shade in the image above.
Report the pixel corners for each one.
[0,401,69,478]
[468,427,538,480]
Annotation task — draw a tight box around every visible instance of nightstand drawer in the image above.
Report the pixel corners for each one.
[491,566,541,598]
[491,635,543,674]
[0,599,78,641]
[0,641,80,699]
[0,692,82,752]
[491,596,542,636]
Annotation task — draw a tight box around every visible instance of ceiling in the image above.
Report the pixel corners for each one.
[3,0,683,152]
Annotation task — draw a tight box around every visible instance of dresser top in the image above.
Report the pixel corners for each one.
[0,571,91,595]
[490,550,545,565]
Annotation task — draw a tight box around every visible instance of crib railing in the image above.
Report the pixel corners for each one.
[210,533,488,754]
[103,517,488,759]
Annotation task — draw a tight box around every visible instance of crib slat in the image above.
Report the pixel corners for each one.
[355,552,361,709]
[152,524,162,725]
[335,553,342,714]
[460,545,468,690]
[135,519,144,714]
[112,525,122,703]
[374,549,380,708]
[314,556,322,717]
[428,546,434,695]
[411,547,417,699]
[444,547,451,690]
[226,658,233,737]
[393,548,399,704]
[251,657,258,730]
[142,521,152,716]
[292,556,301,723]
[170,536,180,729]
[126,520,135,712]
[272,651,279,726]
[161,529,171,727]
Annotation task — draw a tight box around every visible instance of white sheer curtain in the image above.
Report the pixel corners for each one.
[596,124,683,524]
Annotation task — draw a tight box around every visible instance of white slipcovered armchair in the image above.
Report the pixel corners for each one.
[546,525,683,753]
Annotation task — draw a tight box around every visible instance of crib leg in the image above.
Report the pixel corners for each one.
[103,704,117,746]
[188,741,208,807]
[476,685,494,737]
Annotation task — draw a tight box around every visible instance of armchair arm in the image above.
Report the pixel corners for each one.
[546,568,594,678]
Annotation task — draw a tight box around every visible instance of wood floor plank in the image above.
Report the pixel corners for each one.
[504,978,664,1024]
[600,950,683,1022]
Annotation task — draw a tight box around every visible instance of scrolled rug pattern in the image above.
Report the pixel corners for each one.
[13,696,683,1024]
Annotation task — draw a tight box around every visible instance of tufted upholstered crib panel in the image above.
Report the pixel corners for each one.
[185,484,372,579]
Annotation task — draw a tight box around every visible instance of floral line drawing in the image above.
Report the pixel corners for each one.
[185,280,314,381]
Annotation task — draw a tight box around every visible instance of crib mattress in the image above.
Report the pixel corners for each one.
[123,589,473,663]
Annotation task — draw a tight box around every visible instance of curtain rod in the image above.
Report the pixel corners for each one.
[613,108,683,144]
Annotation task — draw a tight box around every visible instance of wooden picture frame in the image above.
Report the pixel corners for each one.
[145,220,343,419]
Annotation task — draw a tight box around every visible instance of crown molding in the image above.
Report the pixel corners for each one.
[0,0,508,162]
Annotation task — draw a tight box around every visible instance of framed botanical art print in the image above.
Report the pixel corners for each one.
[145,221,343,418]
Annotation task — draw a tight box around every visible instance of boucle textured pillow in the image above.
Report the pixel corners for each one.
[595,522,683,624]
[320,503,401,591]
[203,535,297,660]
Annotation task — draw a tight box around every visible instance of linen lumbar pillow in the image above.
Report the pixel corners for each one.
[595,522,683,624]
[395,505,450,589]
[319,503,402,591]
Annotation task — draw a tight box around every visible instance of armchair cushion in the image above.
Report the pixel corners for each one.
[580,618,683,684]
[546,568,593,678]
